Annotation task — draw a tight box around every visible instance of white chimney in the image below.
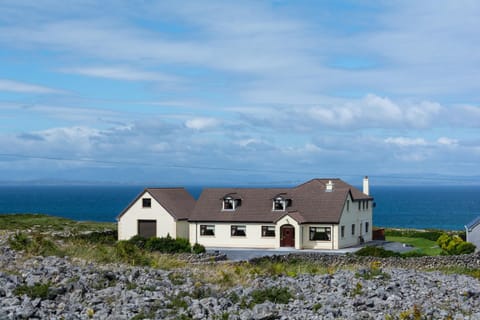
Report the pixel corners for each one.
[325,180,334,192]
[363,176,369,195]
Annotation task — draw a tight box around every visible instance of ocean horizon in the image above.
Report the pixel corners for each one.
[0,185,479,231]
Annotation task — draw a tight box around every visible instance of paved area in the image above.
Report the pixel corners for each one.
[206,240,415,261]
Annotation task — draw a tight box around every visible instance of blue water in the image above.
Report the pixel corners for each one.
[0,185,479,230]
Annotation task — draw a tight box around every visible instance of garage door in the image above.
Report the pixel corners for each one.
[138,220,157,238]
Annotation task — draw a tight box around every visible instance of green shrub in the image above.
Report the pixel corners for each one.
[115,240,151,266]
[456,242,476,255]
[250,286,292,305]
[401,250,427,258]
[437,233,476,255]
[145,235,191,253]
[355,246,400,257]
[128,235,148,249]
[71,230,117,245]
[192,243,206,254]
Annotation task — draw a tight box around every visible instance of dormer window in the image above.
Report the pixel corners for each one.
[222,195,241,211]
[273,195,291,211]
[273,197,285,211]
[223,197,235,210]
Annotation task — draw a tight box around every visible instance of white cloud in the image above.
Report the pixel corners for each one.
[0,79,64,94]
[384,137,428,147]
[437,137,458,146]
[185,117,219,130]
[61,66,180,82]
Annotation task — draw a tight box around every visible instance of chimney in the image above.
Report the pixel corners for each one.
[325,180,334,192]
[363,176,369,196]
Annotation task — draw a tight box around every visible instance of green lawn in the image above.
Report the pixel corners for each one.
[386,236,442,256]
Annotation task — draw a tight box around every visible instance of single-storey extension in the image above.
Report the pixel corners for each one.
[118,177,374,250]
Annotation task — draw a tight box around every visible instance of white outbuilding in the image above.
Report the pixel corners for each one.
[465,216,480,253]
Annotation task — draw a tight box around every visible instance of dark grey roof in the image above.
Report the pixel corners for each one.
[466,216,480,231]
[118,188,195,221]
[189,178,372,224]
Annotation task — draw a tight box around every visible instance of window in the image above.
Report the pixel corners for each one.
[358,201,361,210]
[142,198,151,208]
[262,226,275,237]
[366,201,369,209]
[200,225,215,236]
[309,227,331,241]
[273,197,285,211]
[346,200,350,211]
[365,222,369,233]
[231,225,246,237]
[351,224,355,235]
[341,225,345,238]
[363,200,366,210]
[223,197,235,210]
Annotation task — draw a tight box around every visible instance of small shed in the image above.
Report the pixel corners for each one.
[465,216,480,253]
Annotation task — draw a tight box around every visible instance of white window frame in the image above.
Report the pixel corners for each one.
[309,227,331,241]
[273,197,286,211]
[200,225,215,236]
[222,197,236,211]
[261,226,276,237]
[231,225,246,237]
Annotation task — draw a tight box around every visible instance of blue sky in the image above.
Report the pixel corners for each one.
[1,1,480,186]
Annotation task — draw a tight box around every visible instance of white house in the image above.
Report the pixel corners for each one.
[117,188,195,240]
[117,177,374,250]
[465,216,480,253]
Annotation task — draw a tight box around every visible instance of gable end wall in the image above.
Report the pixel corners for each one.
[118,191,177,240]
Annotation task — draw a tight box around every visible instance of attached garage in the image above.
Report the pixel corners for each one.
[117,188,196,241]
[138,220,157,238]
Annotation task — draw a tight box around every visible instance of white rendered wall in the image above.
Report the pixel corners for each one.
[467,225,480,253]
[189,223,277,248]
[337,194,373,248]
[118,191,176,240]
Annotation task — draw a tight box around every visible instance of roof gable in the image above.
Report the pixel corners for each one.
[466,216,480,232]
[118,188,195,220]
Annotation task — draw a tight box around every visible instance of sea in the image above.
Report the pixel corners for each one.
[0,185,479,231]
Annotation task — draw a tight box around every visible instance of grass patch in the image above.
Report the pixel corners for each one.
[436,267,480,279]
[250,286,293,306]
[384,228,445,242]
[14,282,54,300]
[386,236,442,256]
[0,213,116,233]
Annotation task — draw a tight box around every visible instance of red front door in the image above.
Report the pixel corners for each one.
[280,225,295,247]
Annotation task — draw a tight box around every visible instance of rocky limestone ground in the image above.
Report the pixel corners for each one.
[1,239,480,319]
